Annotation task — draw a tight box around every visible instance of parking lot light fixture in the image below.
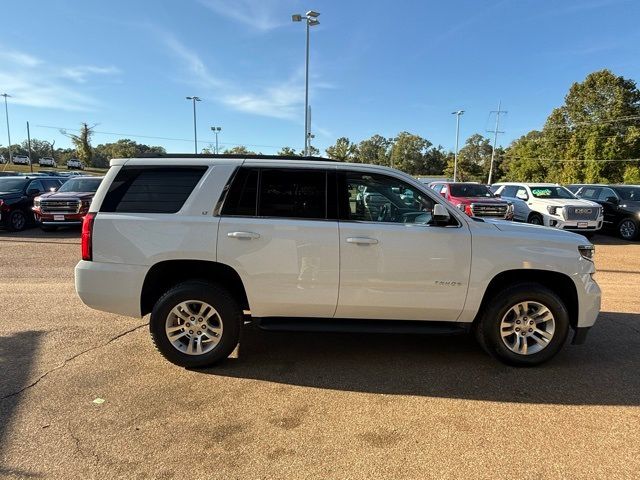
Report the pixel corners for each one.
[186,96,202,154]
[1,93,13,164]
[211,126,222,154]
[452,110,464,182]
[291,10,320,156]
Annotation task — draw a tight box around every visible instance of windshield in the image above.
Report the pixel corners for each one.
[449,183,494,198]
[57,178,102,193]
[616,186,640,201]
[530,186,575,199]
[0,178,28,193]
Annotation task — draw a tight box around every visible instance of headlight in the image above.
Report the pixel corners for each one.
[547,205,558,215]
[33,198,41,207]
[507,202,514,213]
[457,204,466,211]
[578,244,595,261]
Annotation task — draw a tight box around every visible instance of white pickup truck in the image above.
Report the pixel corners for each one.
[493,183,603,236]
[75,156,601,368]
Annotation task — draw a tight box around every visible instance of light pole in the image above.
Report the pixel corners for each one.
[1,93,12,163]
[452,110,464,182]
[211,126,222,154]
[186,96,201,153]
[292,10,320,156]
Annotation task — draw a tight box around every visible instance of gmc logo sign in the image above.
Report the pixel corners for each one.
[575,208,592,214]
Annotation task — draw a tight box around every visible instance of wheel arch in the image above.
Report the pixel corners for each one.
[140,259,249,316]
[474,269,578,329]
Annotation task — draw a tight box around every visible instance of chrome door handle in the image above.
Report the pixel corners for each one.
[346,237,378,245]
[227,231,260,239]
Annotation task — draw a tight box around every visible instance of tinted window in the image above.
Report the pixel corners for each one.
[222,168,258,216]
[28,180,45,193]
[339,171,437,225]
[41,179,62,191]
[58,178,102,193]
[616,186,640,201]
[0,178,28,192]
[580,187,601,200]
[449,183,494,198]
[500,186,517,197]
[258,169,326,219]
[101,166,206,213]
[598,187,617,202]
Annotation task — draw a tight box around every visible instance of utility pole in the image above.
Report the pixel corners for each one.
[452,110,464,182]
[27,121,33,173]
[292,11,320,156]
[1,93,12,164]
[211,126,222,154]
[186,96,201,153]
[487,101,507,185]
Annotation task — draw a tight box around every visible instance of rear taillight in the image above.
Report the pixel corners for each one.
[81,212,96,261]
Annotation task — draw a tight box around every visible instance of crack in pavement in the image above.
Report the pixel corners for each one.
[0,322,148,402]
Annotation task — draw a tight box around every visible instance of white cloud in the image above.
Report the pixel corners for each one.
[0,45,120,111]
[197,0,295,32]
[157,30,328,122]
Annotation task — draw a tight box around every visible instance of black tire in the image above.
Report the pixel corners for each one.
[527,213,544,225]
[7,210,27,232]
[475,282,570,366]
[40,225,58,232]
[149,281,242,368]
[618,217,639,241]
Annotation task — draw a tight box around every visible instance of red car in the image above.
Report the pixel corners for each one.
[33,176,103,231]
[429,181,513,220]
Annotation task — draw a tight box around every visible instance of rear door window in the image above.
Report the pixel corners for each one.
[100,166,207,213]
[222,168,259,216]
[258,169,327,220]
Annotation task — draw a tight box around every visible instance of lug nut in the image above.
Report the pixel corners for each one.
[516,320,521,324]
[528,328,533,332]
[190,317,195,321]
[189,330,194,334]
[521,332,526,336]
[186,322,191,327]
[523,317,528,321]
[515,327,520,332]
[197,331,201,335]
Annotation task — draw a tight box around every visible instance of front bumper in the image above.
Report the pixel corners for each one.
[33,210,86,225]
[544,214,603,232]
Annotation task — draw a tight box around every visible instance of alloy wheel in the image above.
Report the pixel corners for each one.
[165,300,223,355]
[620,220,636,240]
[500,301,555,355]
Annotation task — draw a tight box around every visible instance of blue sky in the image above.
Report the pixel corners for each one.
[1,0,639,155]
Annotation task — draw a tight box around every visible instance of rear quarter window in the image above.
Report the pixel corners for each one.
[100,166,207,213]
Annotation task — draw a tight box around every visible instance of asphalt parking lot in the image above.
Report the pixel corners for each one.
[1,230,639,479]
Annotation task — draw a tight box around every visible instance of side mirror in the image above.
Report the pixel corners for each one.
[606,196,619,205]
[494,193,501,198]
[27,188,40,196]
[433,204,450,225]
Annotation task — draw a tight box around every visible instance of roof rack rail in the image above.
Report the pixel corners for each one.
[139,153,338,162]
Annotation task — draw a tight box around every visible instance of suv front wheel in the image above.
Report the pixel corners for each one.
[476,283,569,366]
[150,281,242,368]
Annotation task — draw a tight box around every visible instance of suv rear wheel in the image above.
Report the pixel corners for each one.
[7,210,27,231]
[476,283,569,366]
[150,281,242,368]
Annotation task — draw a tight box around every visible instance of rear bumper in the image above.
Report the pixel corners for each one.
[75,260,149,318]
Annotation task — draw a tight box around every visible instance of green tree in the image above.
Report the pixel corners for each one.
[389,132,432,174]
[325,137,356,162]
[62,123,95,167]
[355,134,390,166]
[222,145,257,155]
[445,134,492,182]
[278,146,297,156]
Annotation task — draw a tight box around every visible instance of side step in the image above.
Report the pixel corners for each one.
[253,317,470,335]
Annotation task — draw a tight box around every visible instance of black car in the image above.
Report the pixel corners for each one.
[0,176,66,231]
[576,184,640,240]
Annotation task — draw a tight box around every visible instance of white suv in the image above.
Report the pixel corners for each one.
[75,156,601,367]
[494,183,603,235]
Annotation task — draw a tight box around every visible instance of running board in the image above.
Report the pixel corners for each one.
[253,317,470,335]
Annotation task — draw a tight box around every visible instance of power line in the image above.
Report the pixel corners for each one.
[33,124,283,150]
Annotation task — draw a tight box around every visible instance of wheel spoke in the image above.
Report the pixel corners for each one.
[172,305,190,321]
[166,325,185,334]
[534,328,553,341]
[186,336,196,354]
[168,330,188,342]
[531,333,550,346]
